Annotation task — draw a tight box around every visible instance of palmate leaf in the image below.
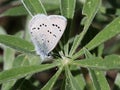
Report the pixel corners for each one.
[1,0,59,17]
[1,48,16,90]
[84,48,110,90]
[65,65,81,90]
[21,0,47,16]
[60,0,76,56]
[70,65,86,90]
[72,16,120,59]
[41,0,59,12]
[60,0,76,19]
[0,6,28,17]
[0,61,60,84]
[0,35,34,54]
[69,0,101,56]
[72,55,120,70]
[41,66,63,90]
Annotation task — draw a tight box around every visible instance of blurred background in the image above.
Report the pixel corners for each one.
[0,0,120,89]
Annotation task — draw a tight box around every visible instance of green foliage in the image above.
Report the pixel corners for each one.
[0,0,120,90]
[21,0,47,16]
[0,35,34,54]
[73,55,120,70]
[83,48,110,90]
[0,6,28,17]
[69,0,101,56]
[60,0,76,19]
[0,61,59,84]
[41,66,63,90]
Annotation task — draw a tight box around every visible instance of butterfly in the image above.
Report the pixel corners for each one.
[29,14,67,61]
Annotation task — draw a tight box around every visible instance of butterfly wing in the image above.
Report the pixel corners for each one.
[29,14,51,59]
[46,15,67,53]
[29,14,67,60]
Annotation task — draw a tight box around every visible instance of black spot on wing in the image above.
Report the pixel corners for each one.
[47,30,57,38]
[52,23,61,32]
[42,39,44,41]
[32,23,48,31]
[32,27,36,30]
[53,34,56,38]
[52,24,55,26]
[37,27,40,30]
[30,31,34,36]
[41,23,47,27]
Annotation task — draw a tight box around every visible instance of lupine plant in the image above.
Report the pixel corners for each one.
[0,0,120,90]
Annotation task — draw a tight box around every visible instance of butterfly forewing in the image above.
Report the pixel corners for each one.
[29,15,49,54]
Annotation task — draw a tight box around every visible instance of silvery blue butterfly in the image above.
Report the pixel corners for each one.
[29,14,67,61]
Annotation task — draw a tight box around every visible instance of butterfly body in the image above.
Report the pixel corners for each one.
[29,14,67,61]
